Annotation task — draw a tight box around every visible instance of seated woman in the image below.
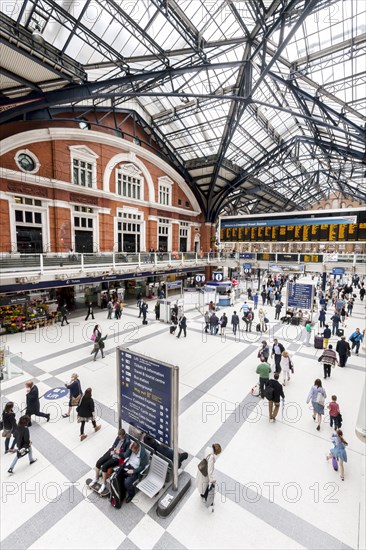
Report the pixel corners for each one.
[89,429,130,494]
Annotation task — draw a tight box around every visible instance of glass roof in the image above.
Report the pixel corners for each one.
[1,0,365,219]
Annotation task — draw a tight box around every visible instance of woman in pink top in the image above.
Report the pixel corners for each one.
[327,395,341,429]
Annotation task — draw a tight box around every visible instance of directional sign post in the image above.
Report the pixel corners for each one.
[286,283,314,319]
[116,347,190,516]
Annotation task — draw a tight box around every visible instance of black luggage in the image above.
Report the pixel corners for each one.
[170,325,177,334]
[109,469,123,509]
[314,335,324,349]
[336,328,344,337]
[291,317,300,325]
[256,323,261,332]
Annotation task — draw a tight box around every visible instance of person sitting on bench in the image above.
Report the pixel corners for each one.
[144,434,188,468]
[89,429,130,494]
[116,441,148,503]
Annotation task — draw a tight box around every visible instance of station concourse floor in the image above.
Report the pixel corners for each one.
[1,276,365,550]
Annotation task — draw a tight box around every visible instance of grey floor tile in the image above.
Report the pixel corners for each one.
[117,537,140,550]
[153,532,188,550]
[91,495,145,535]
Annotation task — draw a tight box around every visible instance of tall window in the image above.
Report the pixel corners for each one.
[14,196,44,253]
[73,159,93,187]
[117,211,142,253]
[158,176,173,206]
[179,222,189,252]
[73,205,95,253]
[69,145,98,188]
[116,164,143,201]
[158,218,170,252]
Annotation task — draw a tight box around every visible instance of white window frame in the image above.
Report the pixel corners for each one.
[72,204,99,252]
[158,176,173,206]
[116,163,144,202]
[69,145,98,189]
[157,217,172,251]
[115,207,145,252]
[9,195,50,253]
[14,149,40,174]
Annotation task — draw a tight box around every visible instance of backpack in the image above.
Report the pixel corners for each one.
[265,384,274,401]
[316,390,325,406]
[247,312,253,321]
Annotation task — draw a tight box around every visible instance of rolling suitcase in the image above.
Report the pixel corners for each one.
[204,484,215,512]
[314,335,324,349]
[336,328,344,337]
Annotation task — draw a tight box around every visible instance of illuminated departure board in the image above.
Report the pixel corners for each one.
[219,209,365,243]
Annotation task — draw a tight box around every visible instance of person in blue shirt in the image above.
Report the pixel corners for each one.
[349,328,363,355]
[253,293,259,310]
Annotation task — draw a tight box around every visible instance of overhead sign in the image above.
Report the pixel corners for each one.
[1,266,202,293]
[239,253,256,259]
[118,348,173,446]
[166,281,182,290]
[287,283,314,310]
[332,267,345,275]
[195,274,206,283]
[212,272,224,282]
[43,387,69,400]
[269,263,305,273]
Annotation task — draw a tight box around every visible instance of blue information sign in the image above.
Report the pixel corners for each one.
[43,387,69,400]
[287,283,313,310]
[167,281,182,289]
[212,272,224,281]
[239,253,255,259]
[332,268,345,275]
[118,348,172,446]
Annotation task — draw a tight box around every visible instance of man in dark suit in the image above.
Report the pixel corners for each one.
[85,302,95,321]
[176,313,187,338]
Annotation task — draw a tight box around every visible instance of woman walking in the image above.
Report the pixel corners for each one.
[2,402,17,454]
[62,373,82,418]
[280,351,292,386]
[306,379,327,431]
[219,313,228,335]
[327,429,348,481]
[258,308,267,332]
[91,326,107,361]
[196,443,222,501]
[7,415,37,474]
[76,388,101,441]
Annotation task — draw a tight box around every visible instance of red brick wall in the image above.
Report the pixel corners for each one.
[0,200,11,253]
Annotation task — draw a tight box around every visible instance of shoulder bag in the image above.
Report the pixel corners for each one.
[316,390,325,406]
[198,454,210,477]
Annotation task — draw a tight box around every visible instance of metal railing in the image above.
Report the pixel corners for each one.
[0,251,364,280]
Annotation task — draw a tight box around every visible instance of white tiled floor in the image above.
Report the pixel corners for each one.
[1,276,365,550]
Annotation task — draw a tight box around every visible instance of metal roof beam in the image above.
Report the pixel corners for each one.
[0,67,42,92]
[295,32,366,66]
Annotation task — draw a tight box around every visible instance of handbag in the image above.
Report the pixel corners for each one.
[264,317,269,323]
[289,361,294,373]
[316,390,325,406]
[91,334,96,341]
[71,394,81,407]
[17,447,30,459]
[2,429,12,438]
[198,455,210,477]
[332,456,338,471]
[251,384,260,397]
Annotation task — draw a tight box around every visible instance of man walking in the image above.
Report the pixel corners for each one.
[271,339,285,373]
[141,300,148,324]
[60,304,69,326]
[336,336,350,367]
[330,312,341,336]
[176,313,187,338]
[85,302,95,321]
[256,358,272,399]
[209,312,219,335]
[274,301,283,320]
[266,373,285,422]
[320,344,338,379]
[231,311,240,335]
[349,328,363,355]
